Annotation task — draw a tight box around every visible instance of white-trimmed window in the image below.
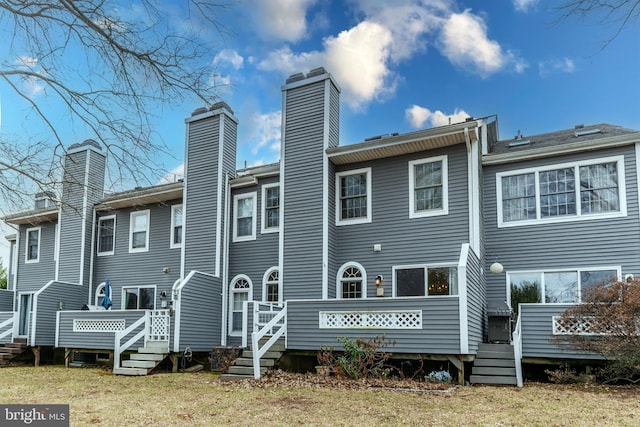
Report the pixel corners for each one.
[229,275,252,335]
[336,167,372,225]
[497,156,626,227]
[123,286,155,309]
[263,268,279,302]
[393,265,458,297]
[233,193,257,242]
[409,155,448,218]
[261,184,280,233]
[95,282,106,306]
[129,210,150,252]
[337,262,367,299]
[97,215,116,255]
[508,267,620,306]
[25,227,41,263]
[170,205,183,249]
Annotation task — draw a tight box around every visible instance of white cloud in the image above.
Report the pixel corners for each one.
[15,56,46,97]
[439,9,525,77]
[513,0,539,12]
[405,104,469,129]
[539,58,576,77]
[157,163,184,185]
[250,0,318,42]
[247,111,282,155]
[213,49,244,70]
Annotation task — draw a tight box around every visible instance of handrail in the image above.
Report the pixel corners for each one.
[113,312,149,370]
[251,303,286,379]
[0,315,14,342]
[512,310,523,387]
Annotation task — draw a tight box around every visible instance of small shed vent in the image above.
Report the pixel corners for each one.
[574,128,601,137]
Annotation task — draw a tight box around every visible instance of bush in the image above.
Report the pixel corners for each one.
[553,279,640,384]
[316,336,396,380]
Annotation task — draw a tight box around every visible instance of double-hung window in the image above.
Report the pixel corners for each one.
[170,205,183,248]
[233,193,256,242]
[97,215,116,255]
[25,227,40,263]
[336,167,371,225]
[409,155,448,218]
[498,156,625,226]
[261,184,280,233]
[393,265,458,297]
[129,210,150,252]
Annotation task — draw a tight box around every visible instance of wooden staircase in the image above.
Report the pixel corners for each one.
[470,343,518,386]
[113,340,169,376]
[219,339,284,381]
[0,338,29,366]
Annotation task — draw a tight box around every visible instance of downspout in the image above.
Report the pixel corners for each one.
[221,172,231,346]
[87,208,97,305]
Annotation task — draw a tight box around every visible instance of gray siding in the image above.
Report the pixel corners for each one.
[184,110,237,275]
[93,202,182,310]
[287,297,461,354]
[332,144,470,297]
[56,310,147,350]
[7,239,16,290]
[58,148,105,286]
[175,272,222,352]
[16,221,57,292]
[228,177,279,301]
[519,303,600,359]
[282,80,328,300]
[33,281,86,346]
[484,145,640,303]
[0,290,13,311]
[465,246,485,352]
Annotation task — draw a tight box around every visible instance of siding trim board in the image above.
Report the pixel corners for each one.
[458,244,470,354]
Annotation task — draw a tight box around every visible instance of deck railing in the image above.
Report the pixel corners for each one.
[251,303,286,379]
[0,313,16,343]
[512,312,523,387]
[113,310,170,370]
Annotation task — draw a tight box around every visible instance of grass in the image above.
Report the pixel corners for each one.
[1,366,639,426]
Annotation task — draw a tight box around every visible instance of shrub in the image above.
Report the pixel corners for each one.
[553,279,640,384]
[332,335,395,380]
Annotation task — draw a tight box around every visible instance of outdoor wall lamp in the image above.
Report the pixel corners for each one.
[375,275,384,297]
[489,261,504,274]
[57,300,65,311]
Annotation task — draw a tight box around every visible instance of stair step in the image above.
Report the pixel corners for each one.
[233,357,275,367]
[478,343,513,352]
[472,367,516,376]
[4,343,28,349]
[146,340,169,349]
[0,347,23,354]
[113,367,149,376]
[242,350,282,359]
[0,353,14,359]
[476,350,514,359]
[137,347,168,354]
[12,338,27,345]
[122,360,158,369]
[227,365,267,376]
[130,353,165,362]
[470,375,517,386]
[473,358,515,368]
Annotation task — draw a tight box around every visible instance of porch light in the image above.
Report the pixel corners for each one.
[57,300,64,311]
[375,275,384,297]
[490,262,504,274]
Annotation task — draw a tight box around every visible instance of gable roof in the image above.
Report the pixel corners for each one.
[95,181,183,211]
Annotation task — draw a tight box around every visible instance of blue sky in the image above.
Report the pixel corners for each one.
[1,0,639,264]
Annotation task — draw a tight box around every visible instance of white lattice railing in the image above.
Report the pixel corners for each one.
[73,319,126,333]
[148,309,170,341]
[552,316,610,336]
[319,310,422,329]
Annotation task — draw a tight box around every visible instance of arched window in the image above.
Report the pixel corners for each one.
[95,282,106,306]
[263,268,279,303]
[337,262,367,299]
[229,275,252,335]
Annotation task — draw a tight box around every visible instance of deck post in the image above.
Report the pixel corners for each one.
[64,349,73,368]
[32,346,41,367]
[169,354,178,373]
